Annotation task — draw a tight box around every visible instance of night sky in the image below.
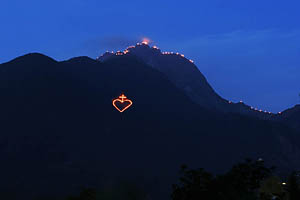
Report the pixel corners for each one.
[1,0,300,112]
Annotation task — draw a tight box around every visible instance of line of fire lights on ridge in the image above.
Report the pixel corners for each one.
[98,41,281,115]
[228,100,281,115]
[98,41,194,64]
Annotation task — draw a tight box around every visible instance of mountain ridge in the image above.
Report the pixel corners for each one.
[0,49,299,199]
[96,42,281,119]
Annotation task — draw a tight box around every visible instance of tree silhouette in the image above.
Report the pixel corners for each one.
[171,159,274,200]
[171,165,214,200]
[259,176,287,200]
[65,187,96,200]
[286,171,300,200]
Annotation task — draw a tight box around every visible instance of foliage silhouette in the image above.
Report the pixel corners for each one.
[172,159,275,200]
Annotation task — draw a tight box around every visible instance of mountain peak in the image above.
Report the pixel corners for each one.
[96,42,194,64]
[280,104,300,116]
[96,43,222,109]
[5,53,57,65]
[95,43,276,118]
[65,56,97,64]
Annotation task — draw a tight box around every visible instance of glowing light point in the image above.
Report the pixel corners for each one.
[141,38,150,45]
[112,94,133,113]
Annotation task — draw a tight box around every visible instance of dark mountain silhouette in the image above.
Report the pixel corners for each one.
[0,52,299,199]
[97,44,224,110]
[97,43,275,120]
[276,105,300,130]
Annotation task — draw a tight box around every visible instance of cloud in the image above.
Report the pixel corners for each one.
[173,29,300,72]
[83,36,139,52]
[179,29,300,54]
[169,29,300,112]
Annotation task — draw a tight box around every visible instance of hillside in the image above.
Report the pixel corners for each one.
[97,43,276,119]
[0,53,299,199]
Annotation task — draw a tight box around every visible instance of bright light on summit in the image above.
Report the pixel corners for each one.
[141,38,150,45]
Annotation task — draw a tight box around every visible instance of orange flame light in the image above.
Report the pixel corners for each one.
[141,37,150,45]
[112,94,133,113]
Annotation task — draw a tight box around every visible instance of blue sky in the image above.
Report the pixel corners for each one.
[1,0,300,112]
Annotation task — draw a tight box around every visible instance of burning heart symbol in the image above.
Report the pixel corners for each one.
[112,94,133,113]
